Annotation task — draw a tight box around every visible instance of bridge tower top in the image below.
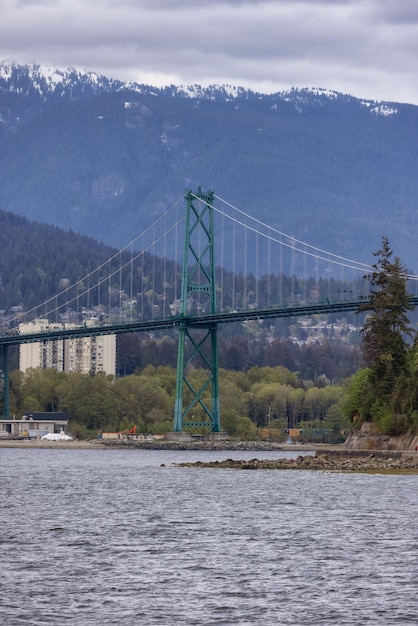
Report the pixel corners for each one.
[179,188,216,315]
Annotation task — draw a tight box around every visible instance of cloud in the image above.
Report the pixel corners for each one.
[1,0,418,104]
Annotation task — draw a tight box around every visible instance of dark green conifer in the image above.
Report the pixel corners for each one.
[358,236,414,401]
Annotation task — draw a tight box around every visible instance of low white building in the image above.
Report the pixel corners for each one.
[0,412,69,439]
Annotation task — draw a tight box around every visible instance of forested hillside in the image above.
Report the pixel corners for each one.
[0,209,116,310]
[0,207,362,382]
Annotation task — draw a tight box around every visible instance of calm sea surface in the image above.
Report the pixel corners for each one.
[1,448,417,626]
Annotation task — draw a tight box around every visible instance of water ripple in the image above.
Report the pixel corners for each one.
[0,449,417,625]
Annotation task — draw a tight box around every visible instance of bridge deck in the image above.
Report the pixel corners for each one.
[0,296,407,346]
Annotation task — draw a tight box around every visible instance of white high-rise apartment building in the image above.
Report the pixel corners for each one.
[19,319,116,376]
[18,320,65,371]
[64,334,116,375]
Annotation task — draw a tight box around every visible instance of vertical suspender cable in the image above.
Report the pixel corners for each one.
[290,239,293,304]
[232,219,236,311]
[279,239,283,306]
[152,224,155,320]
[119,248,123,322]
[141,251,144,320]
[244,222,247,311]
[220,211,224,311]
[267,236,271,308]
[163,213,167,319]
[255,232,259,307]
[130,245,133,323]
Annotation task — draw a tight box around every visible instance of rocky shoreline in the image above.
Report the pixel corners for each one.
[175,451,418,473]
[1,438,417,472]
[98,439,317,452]
[0,438,307,451]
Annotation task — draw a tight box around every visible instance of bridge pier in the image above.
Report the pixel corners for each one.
[165,431,192,442]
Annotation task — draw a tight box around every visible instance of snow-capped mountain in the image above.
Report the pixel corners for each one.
[0,60,120,98]
[0,60,399,125]
[0,60,418,269]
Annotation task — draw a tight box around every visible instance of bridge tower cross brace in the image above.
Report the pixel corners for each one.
[173,189,221,433]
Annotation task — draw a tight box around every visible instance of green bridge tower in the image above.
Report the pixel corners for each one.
[173,189,221,433]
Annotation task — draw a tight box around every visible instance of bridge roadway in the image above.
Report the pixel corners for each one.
[2,296,418,347]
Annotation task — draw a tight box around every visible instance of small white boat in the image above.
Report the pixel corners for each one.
[41,430,73,441]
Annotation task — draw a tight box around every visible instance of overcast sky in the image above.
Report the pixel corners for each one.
[2,0,418,104]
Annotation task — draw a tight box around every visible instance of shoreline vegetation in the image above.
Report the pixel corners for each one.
[1,438,417,473]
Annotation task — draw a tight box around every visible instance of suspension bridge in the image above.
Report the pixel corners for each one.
[1,189,417,432]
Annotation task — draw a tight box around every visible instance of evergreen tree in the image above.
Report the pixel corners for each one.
[358,236,414,400]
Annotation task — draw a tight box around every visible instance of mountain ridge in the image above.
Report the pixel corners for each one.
[1,60,417,271]
[0,59,403,110]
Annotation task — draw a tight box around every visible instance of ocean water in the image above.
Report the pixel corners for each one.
[1,448,417,625]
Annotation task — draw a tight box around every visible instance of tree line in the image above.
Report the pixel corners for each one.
[8,364,348,442]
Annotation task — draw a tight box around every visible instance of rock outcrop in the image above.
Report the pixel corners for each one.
[175,451,418,473]
[345,423,418,452]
